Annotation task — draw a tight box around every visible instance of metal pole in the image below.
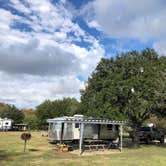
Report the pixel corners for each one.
[79,123,84,155]
[24,140,27,152]
[60,123,64,144]
[2,119,3,131]
[120,125,123,152]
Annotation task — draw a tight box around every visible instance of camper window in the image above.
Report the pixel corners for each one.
[5,122,8,125]
[107,124,113,130]
[53,123,62,130]
[75,123,79,128]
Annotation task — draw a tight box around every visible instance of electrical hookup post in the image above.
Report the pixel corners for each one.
[21,133,31,152]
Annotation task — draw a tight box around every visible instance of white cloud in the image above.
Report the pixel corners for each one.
[0,0,105,107]
[0,71,84,108]
[0,38,82,76]
[9,0,31,14]
[86,0,166,40]
[87,20,101,29]
[59,41,104,77]
[0,9,13,30]
[153,41,166,55]
[81,0,166,55]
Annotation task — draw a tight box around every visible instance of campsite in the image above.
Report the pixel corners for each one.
[0,0,166,166]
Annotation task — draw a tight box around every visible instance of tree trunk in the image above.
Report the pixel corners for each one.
[132,126,140,148]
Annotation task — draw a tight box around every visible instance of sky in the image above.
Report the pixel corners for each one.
[0,0,166,108]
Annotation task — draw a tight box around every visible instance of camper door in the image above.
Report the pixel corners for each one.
[73,123,80,139]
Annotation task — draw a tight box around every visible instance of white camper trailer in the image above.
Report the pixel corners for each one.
[47,115,124,153]
[0,118,13,130]
[47,115,123,142]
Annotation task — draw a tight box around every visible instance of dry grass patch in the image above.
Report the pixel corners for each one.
[0,131,166,166]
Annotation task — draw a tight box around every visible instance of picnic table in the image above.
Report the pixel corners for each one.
[83,140,113,152]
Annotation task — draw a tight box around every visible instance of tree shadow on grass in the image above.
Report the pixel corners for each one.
[0,150,24,162]
[148,142,166,148]
[122,137,166,148]
[29,148,40,152]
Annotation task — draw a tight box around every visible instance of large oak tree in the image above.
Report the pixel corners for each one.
[80,49,166,146]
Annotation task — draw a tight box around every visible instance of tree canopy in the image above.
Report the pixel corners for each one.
[35,98,79,129]
[22,108,38,130]
[80,48,166,146]
[0,104,24,123]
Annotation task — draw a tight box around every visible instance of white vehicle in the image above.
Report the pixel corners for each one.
[0,118,13,130]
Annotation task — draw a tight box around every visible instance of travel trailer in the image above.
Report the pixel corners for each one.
[0,118,13,130]
[47,115,123,143]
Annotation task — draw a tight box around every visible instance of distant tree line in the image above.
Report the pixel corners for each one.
[0,103,24,123]
[35,98,79,129]
[0,98,80,130]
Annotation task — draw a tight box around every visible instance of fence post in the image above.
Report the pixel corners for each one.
[120,125,123,152]
[79,123,84,155]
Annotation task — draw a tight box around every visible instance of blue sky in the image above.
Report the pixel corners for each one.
[0,0,166,108]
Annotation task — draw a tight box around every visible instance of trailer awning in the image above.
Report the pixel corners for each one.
[47,116,125,125]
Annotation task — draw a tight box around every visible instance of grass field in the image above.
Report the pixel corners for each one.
[0,132,166,166]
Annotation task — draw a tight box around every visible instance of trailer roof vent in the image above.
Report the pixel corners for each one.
[74,114,84,118]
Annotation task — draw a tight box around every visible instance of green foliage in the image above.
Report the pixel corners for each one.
[35,98,79,129]
[0,103,8,114]
[24,115,38,130]
[23,109,38,130]
[80,48,166,146]
[152,56,166,117]
[0,104,24,123]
